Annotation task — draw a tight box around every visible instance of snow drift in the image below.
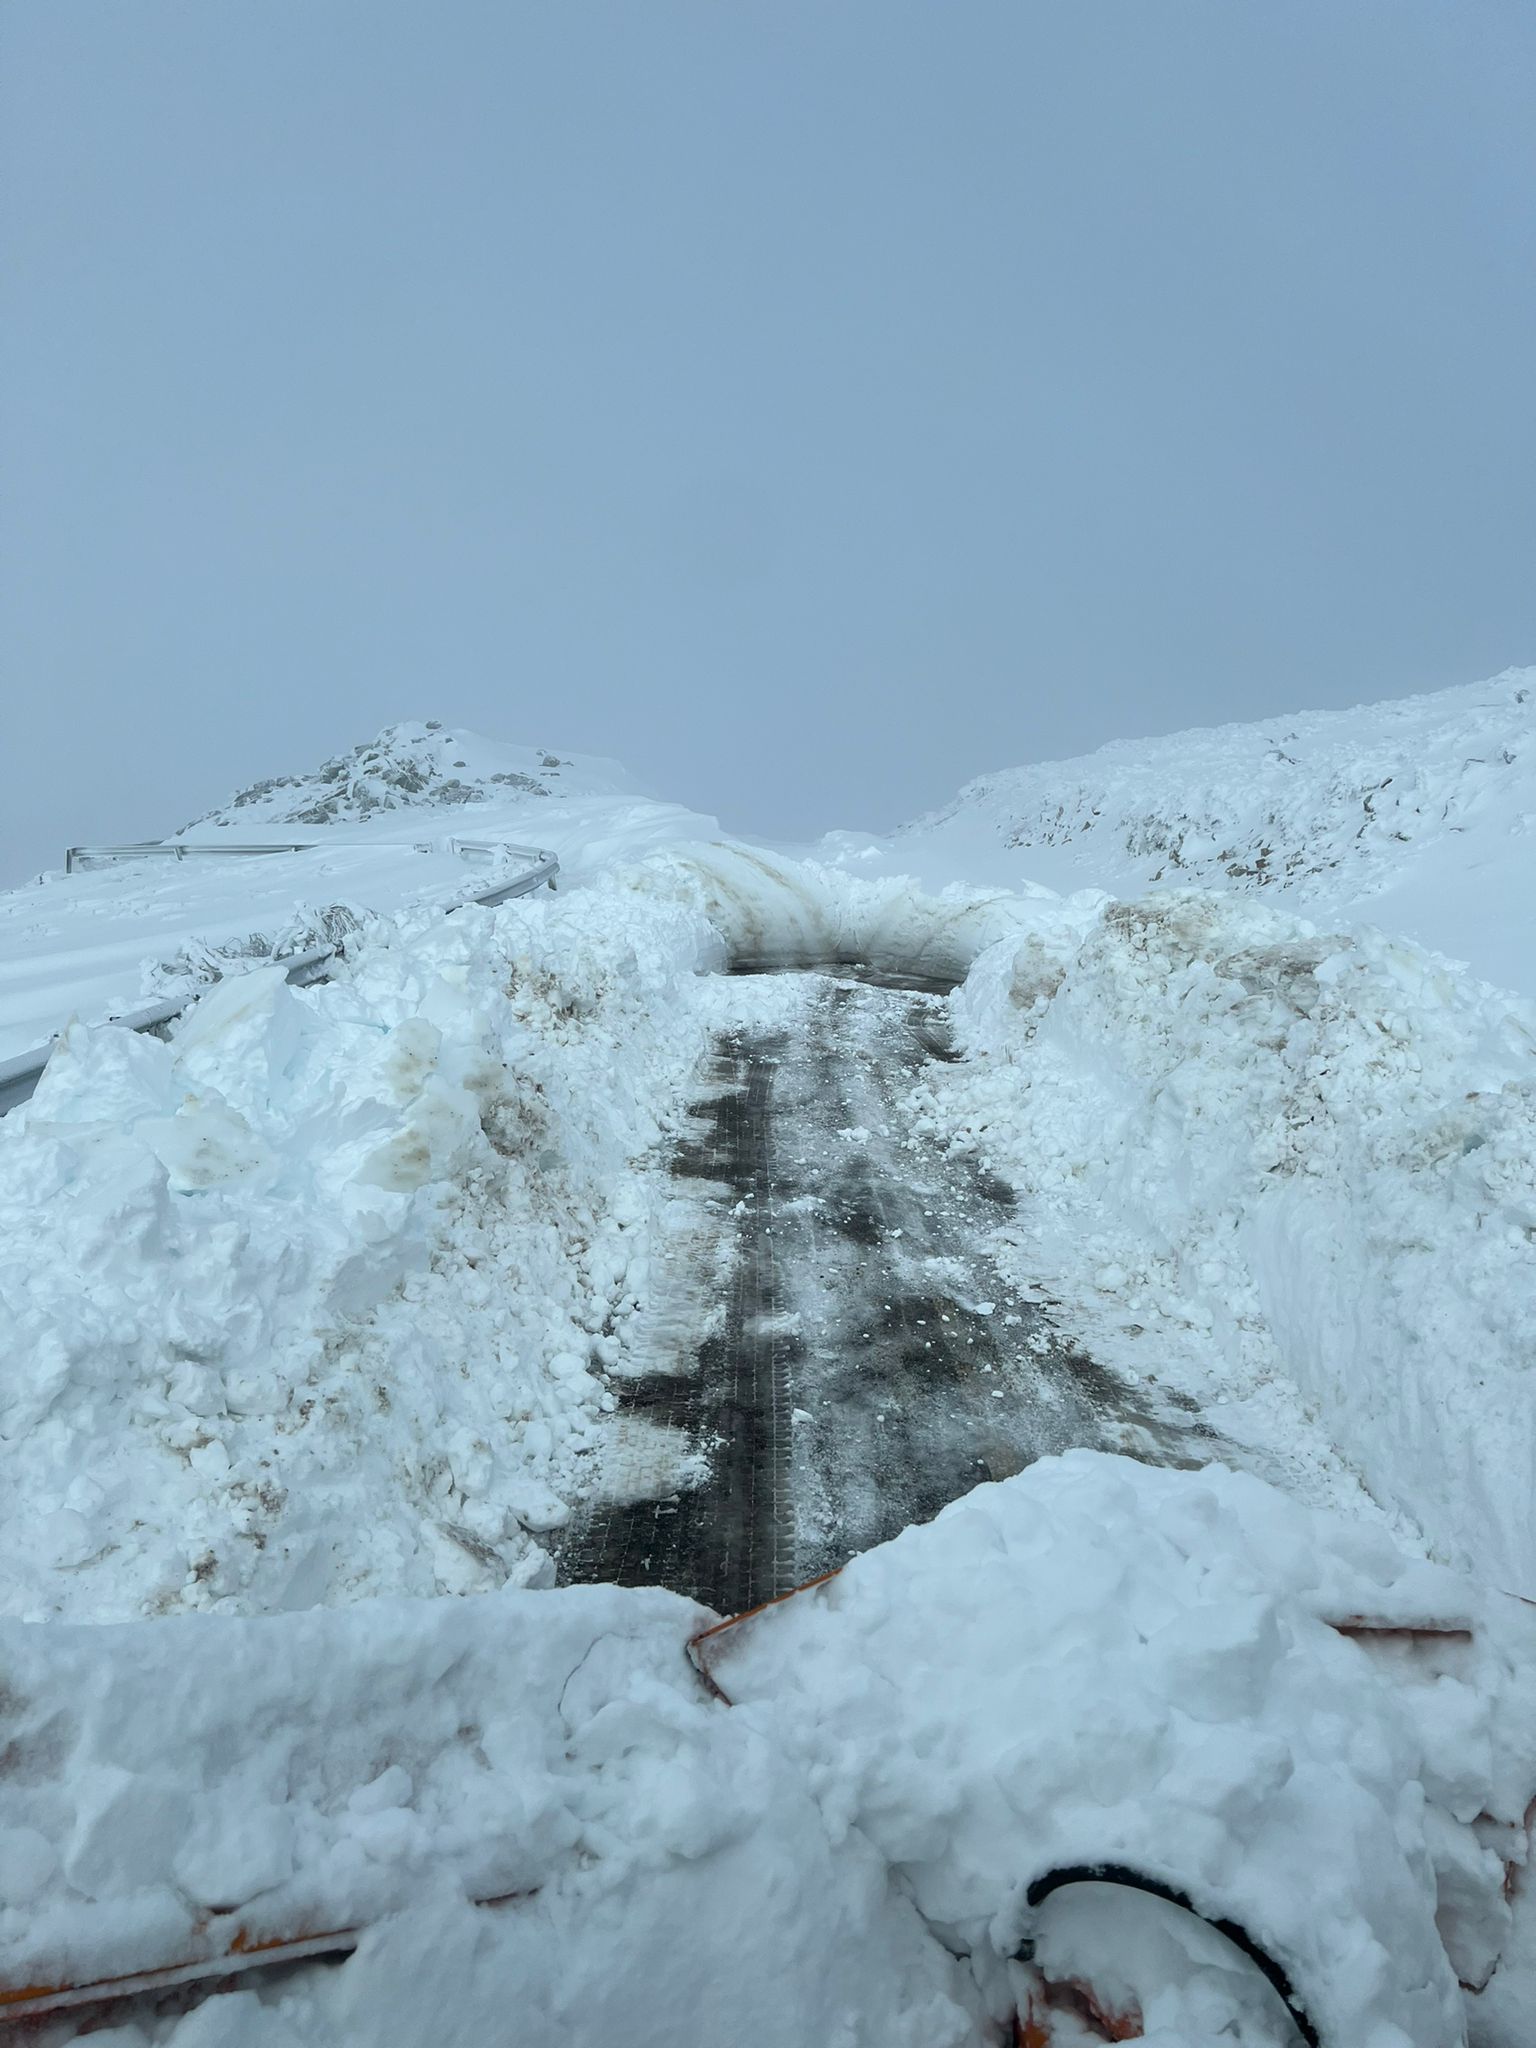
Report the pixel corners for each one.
[638,841,1103,986]
[0,874,720,1622]
[923,887,1536,1595]
[5,1455,1534,2047]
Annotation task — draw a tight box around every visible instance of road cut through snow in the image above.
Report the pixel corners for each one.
[3,821,1535,2040]
[559,964,1285,1616]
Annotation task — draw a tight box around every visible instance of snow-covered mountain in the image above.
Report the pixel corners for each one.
[12,675,1527,1068]
[178,721,644,835]
[3,675,1535,2041]
[828,667,1535,997]
[0,723,712,1061]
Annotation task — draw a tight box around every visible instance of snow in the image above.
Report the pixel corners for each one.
[0,721,714,1063]
[0,875,721,1622]
[710,1453,1536,2046]
[2,678,1534,2037]
[639,838,1077,984]
[4,1455,1533,2045]
[916,886,1536,1599]
[0,1575,978,2046]
[823,666,1536,1001]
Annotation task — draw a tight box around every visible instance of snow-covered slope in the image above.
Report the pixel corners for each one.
[3,683,1535,2037]
[177,721,643,834]
[827,668,1535,997]
[0,723,713,1061]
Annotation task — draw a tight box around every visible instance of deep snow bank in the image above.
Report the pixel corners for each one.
[636,841,1105,984]
[4,1456,1532,2047]
[715,1454,1536,2048]
[922,888,1536,1594]
[1,1580,977,2048]
[1,839,1100,1628]
[0,874,721,1622]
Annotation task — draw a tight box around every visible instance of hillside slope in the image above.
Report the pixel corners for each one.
[828,668,1535,996]
[178,721,644,835]
[0,723,712,1061]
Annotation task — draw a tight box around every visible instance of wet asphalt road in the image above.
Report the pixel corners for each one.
[559,969,1222,1616]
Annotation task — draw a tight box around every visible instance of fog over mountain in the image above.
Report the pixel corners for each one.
[4,2,1534,884]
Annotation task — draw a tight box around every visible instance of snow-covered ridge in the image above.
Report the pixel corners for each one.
[179,720,641,835]
[875,669,1535,997]
[0,724,696,1063]
[909,669,1532,895]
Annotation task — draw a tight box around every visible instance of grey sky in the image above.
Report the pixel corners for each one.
[3,2,1533,884]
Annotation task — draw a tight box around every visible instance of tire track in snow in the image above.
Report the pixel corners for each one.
[557,1029,797,1615]
[560,970,1226,1614]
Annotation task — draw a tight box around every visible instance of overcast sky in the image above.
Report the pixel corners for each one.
[2,2,1533,884]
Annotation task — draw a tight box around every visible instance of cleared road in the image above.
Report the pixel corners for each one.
[561,968,1225,1615]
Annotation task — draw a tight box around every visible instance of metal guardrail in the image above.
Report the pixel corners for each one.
[0,845,558,1117]
[464,846,559,905]
[66,843,321,873]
